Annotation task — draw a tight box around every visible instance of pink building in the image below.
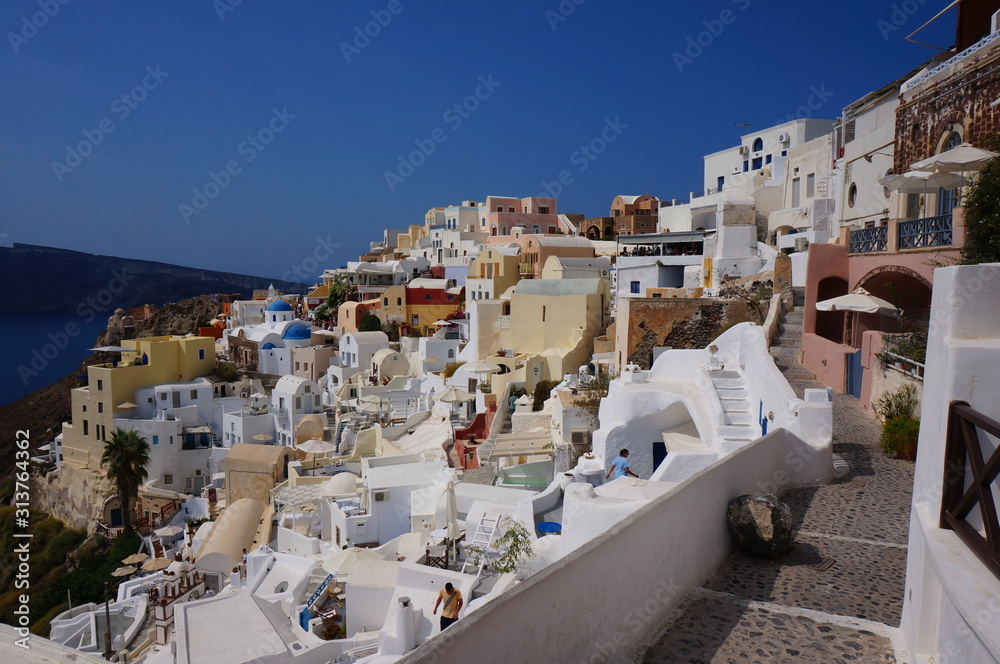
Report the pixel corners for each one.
[483,196,569,237]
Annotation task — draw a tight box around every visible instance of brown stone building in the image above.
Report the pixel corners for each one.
[582,195,661,239]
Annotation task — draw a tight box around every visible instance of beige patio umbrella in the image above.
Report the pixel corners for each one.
[111,565,136,578]
[815,287,895,314]
[462,360,501,375]
[444,482,461,542]
[252,433,274,442]
[155,525,184,538]
[122,553,149,565]
[321,547,383,576]
[296,439,337,455]
[142,557,172,572]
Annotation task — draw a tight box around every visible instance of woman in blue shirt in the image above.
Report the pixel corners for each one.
[606,448,640,480]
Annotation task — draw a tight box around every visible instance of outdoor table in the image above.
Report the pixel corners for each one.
[538,521,562,535]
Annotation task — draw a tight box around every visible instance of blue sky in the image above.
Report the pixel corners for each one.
[0,0,955,281]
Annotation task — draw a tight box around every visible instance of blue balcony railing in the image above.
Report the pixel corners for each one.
[849,226,888,254]
[897,214,953,250]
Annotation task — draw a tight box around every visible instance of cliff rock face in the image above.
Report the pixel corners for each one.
[1,243,309,312]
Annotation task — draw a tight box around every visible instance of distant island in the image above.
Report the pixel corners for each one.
[0,243,311,312]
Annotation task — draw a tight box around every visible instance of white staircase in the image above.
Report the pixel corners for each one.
[460,515,500,575]
[710,370,756,445]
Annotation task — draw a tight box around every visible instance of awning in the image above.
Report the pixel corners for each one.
[617,232,710,245]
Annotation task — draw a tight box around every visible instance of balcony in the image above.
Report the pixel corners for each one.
[898,214,953,250]
[499,315,510,330]
[518,262,535,275]
[848,225,888,254]
[848,213,958,255]
[268,405,288,417]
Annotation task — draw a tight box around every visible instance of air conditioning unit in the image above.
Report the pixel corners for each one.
[738,146,750,156]
[794,236,810,252]
[778,133,790,143]
[374,490,389,502]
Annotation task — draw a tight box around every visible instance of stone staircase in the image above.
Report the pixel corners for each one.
[709,370,755,445]
[769,287,815,380]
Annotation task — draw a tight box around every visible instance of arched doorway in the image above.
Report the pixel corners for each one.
[855,266,932,346]
[816,277,848,343]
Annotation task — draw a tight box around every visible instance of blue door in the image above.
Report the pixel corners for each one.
[846,349,863,398]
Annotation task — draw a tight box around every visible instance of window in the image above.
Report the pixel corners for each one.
[83,420,88,436]
[97,380,103,391]
[98,402,104,413]
[82,405,87,412]
[425,294,431,300]
[279,397,285,408]
[844,120,856,144]
[496,206,503,212]
[792,178,801,208]
[765,154,772,164]
[170,436,174,444]
[539,206,549,214]
[630,281,641,294]
[198,349,205,360]
[411,314,419,326]
[781,150,788,157]
[752,137,764,152]
[717,176,725,192]
[164,474,173,485]
[190,389,198,400]
[508,207,515,212]
[848,183,858,208]
[153,435,159,445]
[160,392,167,401]
[742,161,749,172]
[542,306,546,322]
[304,385,310,393]
[752,157,763,170]
[396,297,402,306]
[448,349,455,359]
[807,174,815,198]
[383,298,388,306]
[295,397,301,410]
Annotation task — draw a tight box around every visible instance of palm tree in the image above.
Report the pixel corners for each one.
[101,428,150,534]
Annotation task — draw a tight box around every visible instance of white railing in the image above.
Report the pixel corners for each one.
[902,29,1000,92]
[882,350,925,381]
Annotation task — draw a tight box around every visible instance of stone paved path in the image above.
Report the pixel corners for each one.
[638,354,914,663]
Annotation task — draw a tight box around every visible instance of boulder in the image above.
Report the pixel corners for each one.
[726,493,793,558]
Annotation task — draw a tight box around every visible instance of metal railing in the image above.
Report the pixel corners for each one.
[498,315,510,330]
[898,214,953,250]
[903,30,1000,92]
[849,225,888,254]
[941,402,1000,581]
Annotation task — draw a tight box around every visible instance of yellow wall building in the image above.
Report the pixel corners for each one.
[467,245,522,302]
[60,335,217,471]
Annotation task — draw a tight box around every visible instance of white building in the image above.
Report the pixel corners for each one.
[271,375,322,447]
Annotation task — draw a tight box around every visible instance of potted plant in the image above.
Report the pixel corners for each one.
[879,415,920,459]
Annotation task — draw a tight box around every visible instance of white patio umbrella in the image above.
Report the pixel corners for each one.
[296,439,337,455]
[462,360,501,375]
[815,287,896,314]
[879,171,965,194]
[435,387,474,403]
[154,525,184,538]
[444,482,461,541]
[910,143,999,173]
[431,320,455,326]
[816,287,896,348]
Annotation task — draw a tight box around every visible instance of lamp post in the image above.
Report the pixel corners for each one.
[103,581,112,660]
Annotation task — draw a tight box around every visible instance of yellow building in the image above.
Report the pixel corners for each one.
[498,278,609,389]
[60,336,217,472]
[466,245,522,302]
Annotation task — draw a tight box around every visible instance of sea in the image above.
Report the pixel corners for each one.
[0,311,110,406]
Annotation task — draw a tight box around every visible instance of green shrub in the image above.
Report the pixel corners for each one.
[214,362,238,381]
[874,383,919,423]
[359,314,382,332]
[532,380,558,411]
[880,416,920,458]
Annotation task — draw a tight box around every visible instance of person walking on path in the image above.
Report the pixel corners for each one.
[433,582,463,631]
[606,448,639,480]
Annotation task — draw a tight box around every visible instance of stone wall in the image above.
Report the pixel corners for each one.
[620,298,753,369]
[895,43,1000,172]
